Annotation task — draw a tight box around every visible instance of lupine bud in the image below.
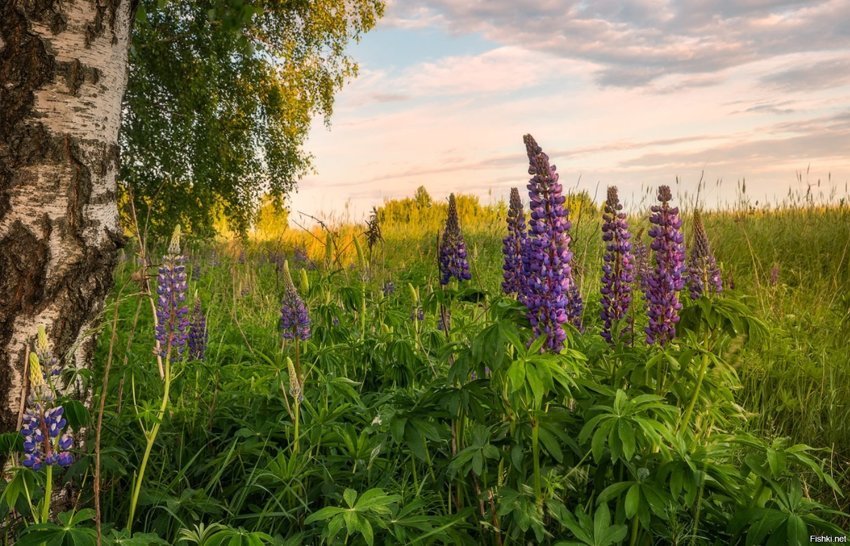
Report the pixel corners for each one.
[521,134,580,352]
[600,186,635,343]
[438,194,472,285]
[299,268,310,294]
[502,188,527,296]
[286,357,303,402]
[686,210,722,299]
[645,186,685,346]
[155,226,190,358]
[280,261,311,341]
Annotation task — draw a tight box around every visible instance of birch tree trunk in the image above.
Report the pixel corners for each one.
[0,0,132,437]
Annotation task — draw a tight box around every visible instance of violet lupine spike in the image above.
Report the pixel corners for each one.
[632,231,651,294]
[21,330,74,470]
[600,186,635,343]
[502,187,528,296]
[155,229,190,358]
[280,260,311,341]
[686,210,723,300]
[521,134,578,352]
[188,297,208,361]
[438,194,472,285]
[645,185,686,346]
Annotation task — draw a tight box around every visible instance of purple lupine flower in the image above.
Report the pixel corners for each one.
[645,186,686,346]
[438,194,472,285]
[383,281,396,296]
[521,134,579,352]
[280,261,311,341]
[411,307,425,322]
[188,297,207,361]
[502,187,528,296]
[632,231,651,294]
[155,229,190,358]
[769,263,780,286]
[686,210,722,300]
[600,186,635,343]
[566,279,584,330]
[21,329,74,470]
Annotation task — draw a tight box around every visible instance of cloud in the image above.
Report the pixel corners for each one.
[760,57,850,91]
[383,0,850,87]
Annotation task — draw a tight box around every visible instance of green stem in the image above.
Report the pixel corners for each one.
[680,353,710,432]
[531,416,542,508]
[41,464,53,523]
[293,398,301,454]
[629,515,640,546]
[127,356,172,531]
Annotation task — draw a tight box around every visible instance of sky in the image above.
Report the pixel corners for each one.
[287,0,850,224]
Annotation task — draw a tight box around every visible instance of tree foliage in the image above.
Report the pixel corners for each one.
[120,0,384,238]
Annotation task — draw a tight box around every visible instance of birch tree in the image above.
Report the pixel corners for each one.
[0,1,133,437]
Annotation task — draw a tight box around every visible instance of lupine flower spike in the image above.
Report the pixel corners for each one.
[280,260,311,341]
[645,186,686,346]
[632,229,651,294]
[502,187,528,296]
[20,326,74,470]
[522,134,580,352]
[686,210,723,299]
[155,226,190,358]
[188,296,208,361]
[438,194,472,285]
[600,186,635,343]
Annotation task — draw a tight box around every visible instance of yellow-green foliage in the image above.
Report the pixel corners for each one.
[252,195,290,242]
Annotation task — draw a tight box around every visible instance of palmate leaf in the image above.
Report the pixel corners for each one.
[17,510,98,546]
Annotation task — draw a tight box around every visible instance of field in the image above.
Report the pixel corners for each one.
[3,183,850,545]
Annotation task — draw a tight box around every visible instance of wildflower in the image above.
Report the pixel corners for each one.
[438,194,472,285]
[686,210,722,299]
[383,281,395,297]
[600,186,635,343]
[521,134,580,352]
[632,230,651,294]
[280,260,311,341]
[645,186,685,346]
[411,307,425,322]
[20,328,74,470]
[155,227,190,358]
[287,358,303,402]
[188,297,207,361]
[365,207,383,251]
[502,187,528,296]
[769,263,780,286]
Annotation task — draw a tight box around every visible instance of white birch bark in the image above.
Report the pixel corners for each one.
[0,0,132,436]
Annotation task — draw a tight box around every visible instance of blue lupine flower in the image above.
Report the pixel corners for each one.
[600,186,635,343]
[645,186,685,346]
[438,194,472,285]
[502,187,528,296]
[188,297,207,361]
[521,134,580,352]
[20,329,74,470]
[280,261,311,341]
[155,229,189,358]
[686,210,722,299]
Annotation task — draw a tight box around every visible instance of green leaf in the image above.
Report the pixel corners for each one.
[786,514,807,546]
[305,506,346,524]
[624,484,640,519]
[343,488,357,508]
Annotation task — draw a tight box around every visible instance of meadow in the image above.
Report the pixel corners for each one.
[2,170,850,545]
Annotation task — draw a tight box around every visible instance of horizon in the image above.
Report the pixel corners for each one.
[286,0,850,225]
